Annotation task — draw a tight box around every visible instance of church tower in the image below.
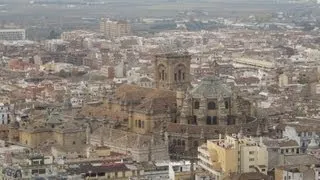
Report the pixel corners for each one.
[154,53,191,91]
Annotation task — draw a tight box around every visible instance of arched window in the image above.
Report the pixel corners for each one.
[175,64,186,82]
[161,70,165,80]
[158,64,166,81]
[194,101,200,109]
[208,102,216,110]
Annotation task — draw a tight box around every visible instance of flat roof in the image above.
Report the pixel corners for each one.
[0,29,25,32]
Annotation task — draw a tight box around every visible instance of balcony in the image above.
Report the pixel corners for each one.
[198,160,221,178]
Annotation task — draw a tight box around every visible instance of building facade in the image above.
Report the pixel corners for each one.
[100,19,131,39]
[154,53,191,91]
[0,29,26,41]
[0,103,11,125]
[198,135,268,180]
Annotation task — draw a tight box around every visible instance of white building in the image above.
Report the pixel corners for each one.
[0,29,26,41]
[168,161,193,180]
[0,103,10,125]
[44,39,68,52]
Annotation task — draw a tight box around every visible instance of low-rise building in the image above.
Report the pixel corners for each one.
[275,165,318,180]
[169,161,193,180]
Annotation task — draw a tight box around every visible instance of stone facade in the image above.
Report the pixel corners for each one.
[154,53,191,91]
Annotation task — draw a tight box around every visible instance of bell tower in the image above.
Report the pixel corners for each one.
[154,52,191,91]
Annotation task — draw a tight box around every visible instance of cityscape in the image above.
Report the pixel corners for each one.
[1,0,320,180]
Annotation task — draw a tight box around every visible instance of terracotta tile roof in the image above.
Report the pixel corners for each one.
[235,77,260,85]
[80,104,127,120]
[115,84,175,103]
[224,172,271,180]
[134,97,176,114]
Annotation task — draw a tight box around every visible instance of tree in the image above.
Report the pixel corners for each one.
[58,70,70,78]
[48,30,59,39]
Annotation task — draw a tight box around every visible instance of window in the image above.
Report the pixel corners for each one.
[207,116,211,125]
[182,140,185,146]
[73,141,76,145]
[207,116,217,125]
[141,121,144,128]
[177,139,181,146]
[138,120,141,128]
[286,149,289,153]
[249,158,254,161]
[182,73,185,80]
[194,101,200,109]
[225,101,229,109]
[161,70,165,80]
[249,151,254,155]
[212,116,217,125]
[192,115,197,124]
[281,149,284,154]
[208,102,216,110]
[174,73,177,81]
[135,120,137,127]
[297,148,300,154]
[194,141,199,147]
[38,169,46,174]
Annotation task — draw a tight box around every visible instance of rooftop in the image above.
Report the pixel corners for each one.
[190,75,232,98]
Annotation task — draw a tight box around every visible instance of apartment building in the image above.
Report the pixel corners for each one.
[100,19,131,39]
[0,103,11,125]
[0,29,26,41]
[198,134,268,180]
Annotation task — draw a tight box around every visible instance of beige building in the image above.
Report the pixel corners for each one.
[100,19,131,39]
[198,134,268,180]
[278,73,289,88]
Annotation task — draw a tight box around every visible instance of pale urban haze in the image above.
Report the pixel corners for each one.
[0,0,320,180]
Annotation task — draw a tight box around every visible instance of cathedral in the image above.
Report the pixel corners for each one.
[84,52,261,160]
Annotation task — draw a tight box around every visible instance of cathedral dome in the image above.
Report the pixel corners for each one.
[190,75,232,99]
